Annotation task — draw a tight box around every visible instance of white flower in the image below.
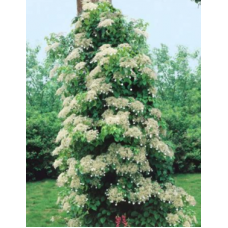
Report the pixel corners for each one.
[83,3,98,11]
[98,19,114,28]
[75,62,86,70]
[134,28,149,39]
[45,42,60,52]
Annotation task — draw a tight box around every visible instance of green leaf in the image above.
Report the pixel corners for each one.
[100,217,106,224]
[144,211,149,217]
[131,211,138,217]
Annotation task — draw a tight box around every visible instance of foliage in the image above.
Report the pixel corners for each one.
[26,174,201,227]
[26,43,61,113]
[26,44,61,181]
[26,108,61,181]
[193,0,201,5]
[153,45,201,173]
[47,0,197,227]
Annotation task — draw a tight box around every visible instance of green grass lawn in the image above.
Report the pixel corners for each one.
[26,174,201,227]
[174,174,201,227]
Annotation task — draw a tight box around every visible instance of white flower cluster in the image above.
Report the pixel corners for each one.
[75,61,86,70]
[53,159,63,169]
[103,110,130,129]
[159,183,197,208]
[45,42,60,52]
[106,143,150,176]
[99,56,110,66]
[148,86,157,96]
[66,158,77,176]
[73,123,90,133]
[144,118,159,137]
[105,97,145,115]
[75,33,93,49]
[49,65,59,78]
[150,108,162,119]
[118,43,131,49]
[74,194,88,207]
[82,2,98,11]
[56,128,68,143]
[124,126,142,139]
[86,130,99,142]
[141,67,157,80]
[86,76,113,102]
[68,218,82,227]
[58,96,82,118]
[75,20,82,30]
[81,11,90,20]
[120,58,138,69]
[135,54,152,66]
[107,187,125,205]
[92,45,117,63]
[57,172,68,187]
[113,70,136,81]
[58,106,71,118]
[129,100,144,113]
[88,65,102,79]
[134,28,149,39]
[105,97,129,109]
[64,48,82,63]
[80,155,107,176]
[149,137,173,157]
[98,19,114,28]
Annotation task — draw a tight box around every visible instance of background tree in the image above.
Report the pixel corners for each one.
[26,44,61,181]
[26,43,61,113]
[153,44,201,173]
[49,1,197,227]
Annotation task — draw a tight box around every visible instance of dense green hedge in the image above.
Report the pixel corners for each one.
[26,109,61,181]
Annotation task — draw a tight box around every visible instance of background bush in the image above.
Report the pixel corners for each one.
[26,109,61,181]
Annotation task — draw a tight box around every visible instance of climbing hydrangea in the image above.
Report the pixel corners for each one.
[48,0,197,227]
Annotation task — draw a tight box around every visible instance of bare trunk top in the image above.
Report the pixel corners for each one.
[77,0,112,15]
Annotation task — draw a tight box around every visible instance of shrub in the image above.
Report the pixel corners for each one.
[48,0,197,226]
[26,109,61,181]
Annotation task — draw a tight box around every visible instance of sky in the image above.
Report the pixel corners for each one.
[26,0,201,61]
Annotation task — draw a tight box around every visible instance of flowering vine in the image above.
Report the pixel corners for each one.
[47,0,197,227]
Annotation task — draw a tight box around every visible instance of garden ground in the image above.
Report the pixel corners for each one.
[26,174,201,227]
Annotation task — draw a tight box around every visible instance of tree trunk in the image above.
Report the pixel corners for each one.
[77,0,112,15]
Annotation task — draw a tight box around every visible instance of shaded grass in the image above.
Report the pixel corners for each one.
[26,174,201,227]
[26,180,66,227]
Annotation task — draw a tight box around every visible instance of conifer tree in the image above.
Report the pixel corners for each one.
[48,0,197,226]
